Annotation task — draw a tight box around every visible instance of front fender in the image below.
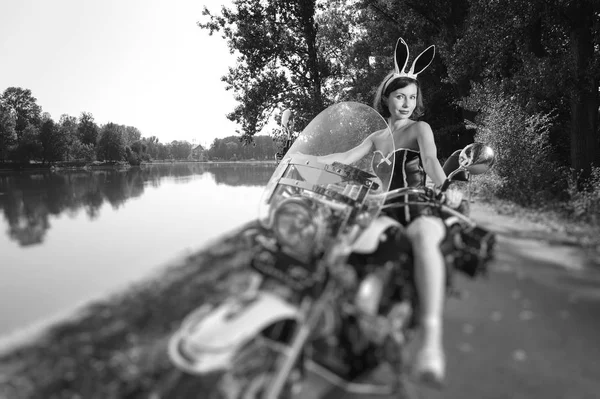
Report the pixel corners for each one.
[168,291,300,374]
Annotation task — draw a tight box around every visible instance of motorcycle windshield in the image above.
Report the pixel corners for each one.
[259,102,394,260]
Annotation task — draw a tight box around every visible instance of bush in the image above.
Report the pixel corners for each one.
[566,167,600,223]
[70,140,96,163]
[461,81,567,206]
[125,147,142,166]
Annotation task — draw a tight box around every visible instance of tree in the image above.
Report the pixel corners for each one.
[12,123,42,162]
[77,112,99,146]
[170,140,193,160]
[0,87,42,140]
[157,142,170,160]
[97,123,126,161]
[200,0,330,143]
[124,126,142,146]
[142,136,160,159]
[70,140,96,162]
[58,114,78,161]
[355,0,599,183]
[0,102,17,161]
[446,0,600,183]
[39,118,68,163]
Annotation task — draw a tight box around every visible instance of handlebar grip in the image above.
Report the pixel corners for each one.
[440,179,451,192]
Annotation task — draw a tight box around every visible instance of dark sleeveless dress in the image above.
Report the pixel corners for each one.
[385,148,431,225]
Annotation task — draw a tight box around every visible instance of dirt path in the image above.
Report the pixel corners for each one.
[435,203,600,398]
[303,203,600,399]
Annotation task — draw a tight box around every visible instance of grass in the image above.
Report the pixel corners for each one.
[0,220,264,399]
[479,197,600,248]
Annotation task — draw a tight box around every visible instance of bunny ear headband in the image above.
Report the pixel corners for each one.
[383,38,436,92]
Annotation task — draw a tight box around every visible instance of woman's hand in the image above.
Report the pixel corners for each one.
[443,187,463,209]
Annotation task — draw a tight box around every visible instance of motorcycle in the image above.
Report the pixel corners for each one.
[167,102,496,398]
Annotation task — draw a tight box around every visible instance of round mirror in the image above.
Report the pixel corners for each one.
[459,143,495,175]
[281,109,292,129]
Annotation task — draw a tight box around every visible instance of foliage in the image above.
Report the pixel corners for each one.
[97,123,126,161]
[77,112,99,146]
[58,114,79,161]
[39,119,69,163]
[200,0,347,142]
[0,87,42,138]
[69,140,96,162]
[125,146,142,166]
[463,80,567,205]
[126,140,150,165]
[0,87,203,166]
[207,135,276,160]
[0,102,17,161]
[446,0,600,182]
[567,167,600,223]
[124,126,142,146]
[201,0,599,186]
[142,136,160,159]
[170,140,193,160]
[11,123,42,162]
[156,142,170,160]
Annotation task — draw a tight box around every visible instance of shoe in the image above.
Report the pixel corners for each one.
[413,345,446,389]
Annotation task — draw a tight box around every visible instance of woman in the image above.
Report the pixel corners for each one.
[318,38,459,387]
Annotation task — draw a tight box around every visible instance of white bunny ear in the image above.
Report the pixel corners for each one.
[394,38,410,75]
[408,45,435,77]
[384,38,435,92]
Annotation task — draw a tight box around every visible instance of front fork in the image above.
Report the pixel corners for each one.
[264,288,332,399]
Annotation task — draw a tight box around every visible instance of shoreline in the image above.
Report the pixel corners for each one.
[0,159,278,172]
[0,219,262,398]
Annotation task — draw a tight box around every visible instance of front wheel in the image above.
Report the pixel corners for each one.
[210,335,301,399]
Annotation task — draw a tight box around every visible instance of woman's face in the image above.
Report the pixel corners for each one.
[385,83,418,120]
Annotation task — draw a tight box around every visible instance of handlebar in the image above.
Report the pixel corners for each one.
[370,186,475,227]
[370,186,433,202]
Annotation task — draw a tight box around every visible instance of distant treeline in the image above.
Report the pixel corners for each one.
[0,87,279,166]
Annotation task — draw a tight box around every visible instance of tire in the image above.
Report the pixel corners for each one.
[210,336,299,399]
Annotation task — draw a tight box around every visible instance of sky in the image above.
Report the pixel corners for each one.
[0,0,239,148]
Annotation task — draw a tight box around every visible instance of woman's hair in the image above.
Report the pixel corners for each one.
[373,72,424,119]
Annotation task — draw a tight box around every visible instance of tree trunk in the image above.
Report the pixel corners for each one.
[299,0,323,114]
[569,0,599,186]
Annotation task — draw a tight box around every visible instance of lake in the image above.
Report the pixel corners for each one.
[0,162,276,339]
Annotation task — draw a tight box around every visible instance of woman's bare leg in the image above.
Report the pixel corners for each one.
[406,216,446,385]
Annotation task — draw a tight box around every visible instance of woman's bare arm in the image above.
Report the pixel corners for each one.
[415,122,447,188]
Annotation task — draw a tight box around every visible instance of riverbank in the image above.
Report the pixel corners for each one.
[0,159,277,172]
[0,220,263,398]
[1,200,598,398]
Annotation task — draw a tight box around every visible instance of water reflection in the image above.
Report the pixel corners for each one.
[0,163,275,247]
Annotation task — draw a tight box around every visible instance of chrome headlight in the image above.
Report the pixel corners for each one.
[272,198,318,259]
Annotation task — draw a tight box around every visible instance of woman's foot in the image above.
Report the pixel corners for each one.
[413,318,445,388]
[413,344,445,388]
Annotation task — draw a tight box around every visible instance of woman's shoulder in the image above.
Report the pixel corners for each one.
[370,127,390,135]
[410,121,434,137]
[367,128,391,141]
[411,120,432,131]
